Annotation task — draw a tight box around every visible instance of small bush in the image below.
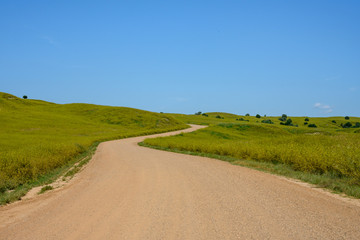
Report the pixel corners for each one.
[345,116,350,120]
[256,114,261,118]
[304,122,308,125]
[285,118,292,125]
[23,95,28,99]
[261,119,274,124]
[341,122,352,128]
[216,115,224,119]
[195,111,202,115]
[308,124,317,128]
[245,113,250,116]
[279,114,287,122]
[280,118,297,127]
[236,118,249,122]
[331,120,336,124]
[202,113,208,117]
[354,122,360,128]
[305,117,309,121]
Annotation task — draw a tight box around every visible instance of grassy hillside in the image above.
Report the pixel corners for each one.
[166,112,360,131]
[143,113,360,198]
[0,92,187,202]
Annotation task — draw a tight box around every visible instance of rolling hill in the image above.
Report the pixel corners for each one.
[0,92,187,203]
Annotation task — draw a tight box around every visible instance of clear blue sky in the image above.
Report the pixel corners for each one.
[1,1,359,116]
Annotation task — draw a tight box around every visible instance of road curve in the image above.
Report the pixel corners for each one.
[1,124,360,239]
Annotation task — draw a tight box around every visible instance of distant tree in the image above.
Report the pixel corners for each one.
[304,122,308,125]
[308,124,317,128]
[202,113,208,117]
[216,115,222,119]
[23,95,28,99]
[331,120,336,124]
[195,111,202,115]
[354,122,360,128]
[256,114,261,118]
[279,114,287,122]
[264,114,267,117]
[245,113,250,116]
[345,116,350,120]
[304,117,309,121]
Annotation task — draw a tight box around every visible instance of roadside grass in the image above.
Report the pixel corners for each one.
[139,142,360,198]
[141,119,360,198]
[0,92,188,205]
[0,141,99,204]
[39,185,53,194]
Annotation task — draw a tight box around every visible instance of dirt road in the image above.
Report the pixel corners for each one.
[1,125,360,239]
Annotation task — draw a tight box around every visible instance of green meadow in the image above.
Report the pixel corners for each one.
[0,92,187,203]
[143,112,360,198]
[2,91,360,203]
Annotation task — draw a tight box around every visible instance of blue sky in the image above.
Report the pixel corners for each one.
[1,1,359,116]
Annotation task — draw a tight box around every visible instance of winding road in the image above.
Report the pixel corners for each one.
[1,125,360,239]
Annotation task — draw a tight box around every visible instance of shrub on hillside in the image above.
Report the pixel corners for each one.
[23,95,28,99]
[236,118,249,122]
[304,122,308,125]
[308,124,317,128]
[195,111,202,115]
[284,118,292,125]
[331,120,336,124]
[245,113,250,116]
[354,122,360,128]
[202,113,208,117]
[305,117,309,121]
[261,119,274,124]
[345,116,350,120]
[216,115,224,119]
[280,118,297,127]
[278,114,287,122]
[341,122,352,128]
[256,114,261,118]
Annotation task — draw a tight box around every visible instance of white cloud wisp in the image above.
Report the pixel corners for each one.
[314,102,333,113]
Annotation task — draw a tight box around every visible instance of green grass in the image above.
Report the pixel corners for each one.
[165,112,360,132]
[0,92,188,204]
[0,140,100,205]
[39,185,53,194]
[142,114,360,198]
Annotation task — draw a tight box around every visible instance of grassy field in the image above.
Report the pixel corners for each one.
[143,113,360,198]
[0,92,187,203]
